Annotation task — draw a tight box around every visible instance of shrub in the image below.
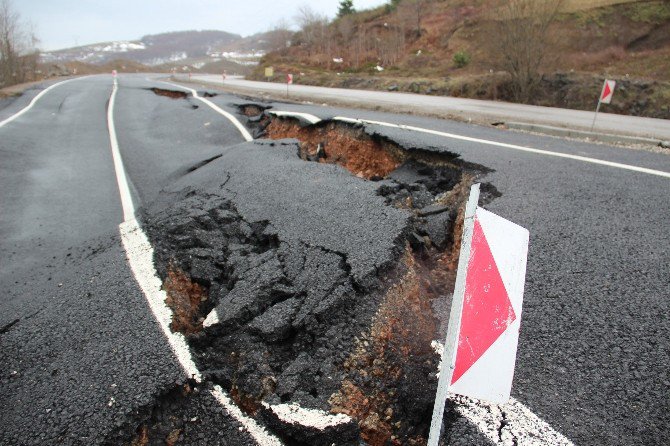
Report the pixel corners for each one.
[452,51,471,68]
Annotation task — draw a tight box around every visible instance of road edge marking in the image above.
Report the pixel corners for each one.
[0,77,82,129]
[107,79,136,221]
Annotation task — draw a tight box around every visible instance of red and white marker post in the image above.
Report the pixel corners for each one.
[286,73,293,98]
[591,79,616,132]
[112,69,117,78]
[428,183,530,445]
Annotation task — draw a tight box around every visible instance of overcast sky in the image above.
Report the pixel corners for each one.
[15,0,388,51]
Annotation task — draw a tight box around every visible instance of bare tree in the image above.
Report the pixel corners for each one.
[0,0,38,87]
[294,5,329,59]
[492,0,562,102]
[268,19,294,51]
[397,0,426,38]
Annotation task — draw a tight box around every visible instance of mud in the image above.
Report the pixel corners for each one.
[149,88,188,100]
[143,108,499,444]
[164,265,209,335]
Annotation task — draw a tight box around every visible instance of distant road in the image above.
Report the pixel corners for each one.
[190,74,670,141]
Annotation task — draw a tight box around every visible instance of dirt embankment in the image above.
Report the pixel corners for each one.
[250,0,670,119]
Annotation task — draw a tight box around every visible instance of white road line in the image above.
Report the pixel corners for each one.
[265,111,670,179]
[268,110,321,124]
[453,396,574,446]
[211,386,283,446]
[159,81,253,142]
[430,341,574,445]
[333,116,670,179]
[0,77,81,129]
[107,79,136,222]
[261,402,352,430]
[107,78,283,446]
[119,219,202,380]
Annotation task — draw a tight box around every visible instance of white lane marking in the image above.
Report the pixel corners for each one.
[333,116,670,179]
[261,402,352,430]
[0,77,81,128]
[268,110,321,124]
[453,396,574,446]
[107,79,136,221]
[212,386,283,446]
[119,219,202,380]
[159,81,253,142]
[431,340,573,445]
[107,78,283,446]
[264,111,670,179]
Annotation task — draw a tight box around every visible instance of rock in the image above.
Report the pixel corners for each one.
[424,212,452,250]
[408,232,426,251]
[417,204,450,216]
[387,85,399,92]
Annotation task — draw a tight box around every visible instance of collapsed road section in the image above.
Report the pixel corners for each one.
[138,104,499,445]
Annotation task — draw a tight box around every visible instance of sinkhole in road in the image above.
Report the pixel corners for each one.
[140,108,500,445]
[149,88,189,100]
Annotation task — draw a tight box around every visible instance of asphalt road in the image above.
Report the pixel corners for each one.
[1,74,669,445]
[190,74,670,141]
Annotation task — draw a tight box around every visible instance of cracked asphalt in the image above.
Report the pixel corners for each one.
[1,74,669,445]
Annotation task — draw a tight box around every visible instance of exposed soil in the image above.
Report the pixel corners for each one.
[164,265,209,335]
[266,119,402,180]
[149,88,188,100]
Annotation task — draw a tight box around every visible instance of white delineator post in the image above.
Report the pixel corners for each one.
[428,183,480,445]
[428,183,530,445]
[591,79,616,132]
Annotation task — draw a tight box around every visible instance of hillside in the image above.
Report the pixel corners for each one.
[42,30,241,66]
[252,0,670,118]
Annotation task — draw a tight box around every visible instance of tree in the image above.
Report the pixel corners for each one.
[295,5,330,61]
[0,0,38,87]
[492,0,563,102]
[337,0,355,17]
[268,19,294,50]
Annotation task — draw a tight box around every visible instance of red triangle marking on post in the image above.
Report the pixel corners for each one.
[601,82,612,101]
[451,217,517,385]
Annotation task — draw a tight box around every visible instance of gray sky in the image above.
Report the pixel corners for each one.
[15,0,388,51]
